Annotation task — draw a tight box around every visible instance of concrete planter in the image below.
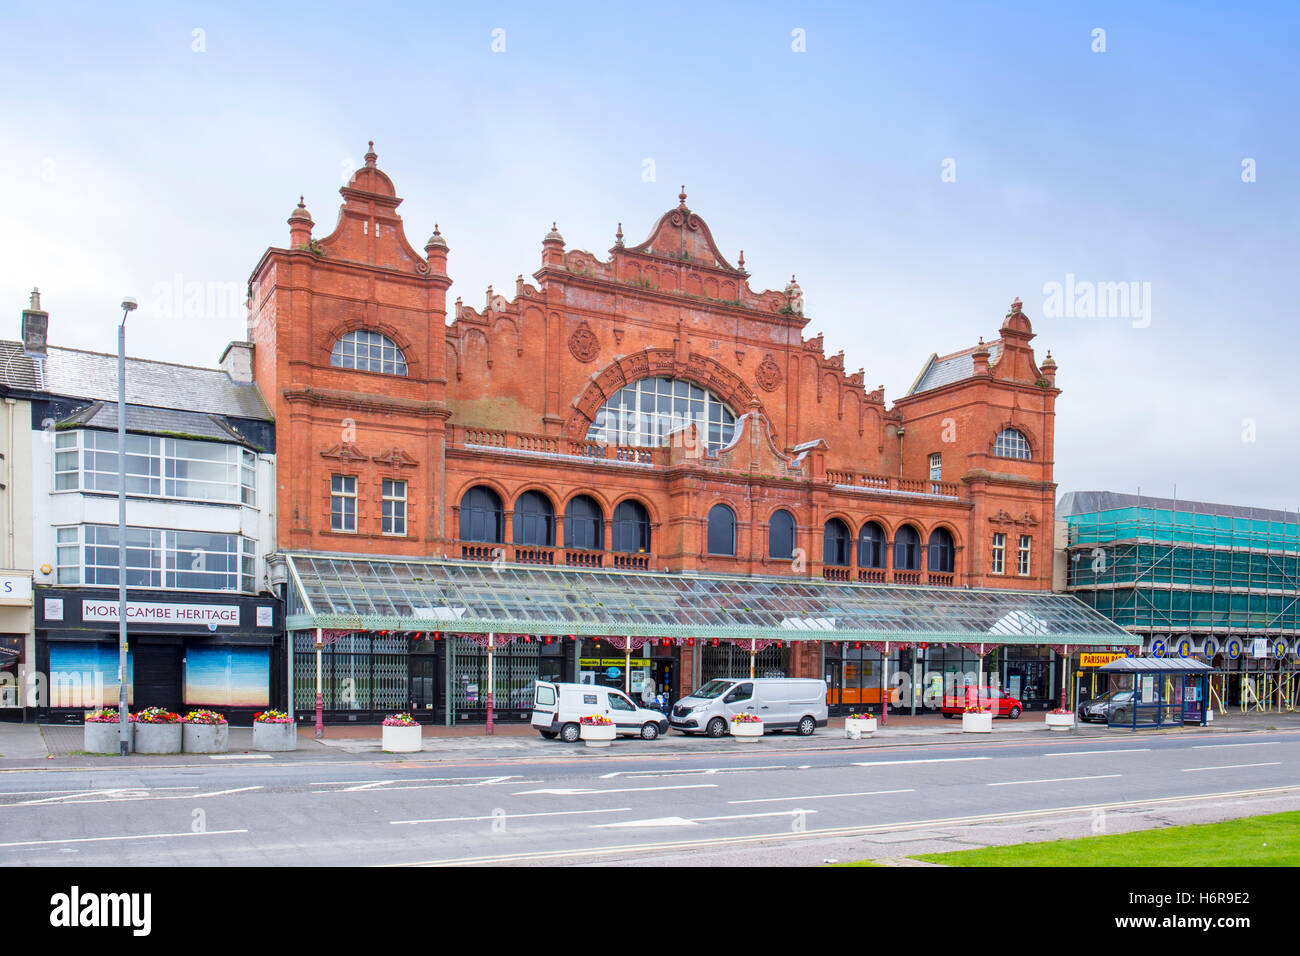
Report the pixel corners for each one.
[844,717,877,739]
[252,721,297,751]
[183,722,229,753]
[382,724,422,753]
[580,723,617,748]
[961,712,993,734]
[84,720,132,754]
[731,719,764,741]
[134,722,183,754]
[1045,713,1075,732]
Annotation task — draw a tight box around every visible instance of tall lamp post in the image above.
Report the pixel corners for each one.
[116,296,137,756]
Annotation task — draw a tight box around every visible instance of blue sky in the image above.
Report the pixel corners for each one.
[2,1,1297,509]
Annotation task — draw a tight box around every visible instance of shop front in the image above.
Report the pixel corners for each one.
[35,587,282,724]
[0,570,34,721]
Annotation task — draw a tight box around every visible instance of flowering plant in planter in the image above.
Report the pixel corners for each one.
[963,705,990,714]
[254,710,293,723]
[383,713,418,727]
[846,713,873,720]
[580,715,613,725]
[132,707,181,723]
[183,709,227,724]
[731,712,762,723]
[1048,708,1073,716]
[85,709,123,723]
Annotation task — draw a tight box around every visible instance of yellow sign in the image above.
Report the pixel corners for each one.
[1080,652,1124,668]
[580,658,650,668]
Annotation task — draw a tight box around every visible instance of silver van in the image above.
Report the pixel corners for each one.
[669,677,828,737]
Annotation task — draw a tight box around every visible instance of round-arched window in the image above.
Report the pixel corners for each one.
[330,330,408,376]
[612,500,651,553]
[858,522,886,569]
[564,495,604,551]
[586,377,737,454]
[513,491,554,547]
[992,428,1032,460]
[894,525,922,571]
[460,486,502,543]
[823,519,851,567]
[928,527,955,573]
[769,510,796,560]
[707,504,737,556]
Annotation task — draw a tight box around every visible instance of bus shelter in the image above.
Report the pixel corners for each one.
[1097,657,1213,729]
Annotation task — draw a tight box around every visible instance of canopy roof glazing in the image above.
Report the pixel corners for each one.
[284,554,1137,646]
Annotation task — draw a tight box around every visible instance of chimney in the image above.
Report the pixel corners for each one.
[22,287,48,355]
[220,341,255,383]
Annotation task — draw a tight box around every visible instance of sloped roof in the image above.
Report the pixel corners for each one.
[0,341,271,421]
[62,401,259,445]
[908,341,1001,396]
[1058,491,1297,525]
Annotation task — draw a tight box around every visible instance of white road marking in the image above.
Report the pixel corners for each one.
[1192,742,1280,749]
[1043,749,1150,757]
[10,787,195,806]
[1180,762,1281,773]
[515,784,718,796]
[0,829,248,849]
[593,809,817,828]
[987,774,1122,787]
[598,766,783,779]
[309,775,520,787]
[392,807,631,825]
[189,786,263,799]
[853,756,992,767]
[730,788,915,804]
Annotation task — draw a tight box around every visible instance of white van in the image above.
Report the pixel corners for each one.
[531,681,670,743]
[669,677,828,737]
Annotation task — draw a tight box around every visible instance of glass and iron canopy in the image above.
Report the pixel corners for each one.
[284,553,1138,646]
[586,377,737,454]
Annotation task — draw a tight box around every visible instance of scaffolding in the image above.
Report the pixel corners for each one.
[1061,492,1300,710]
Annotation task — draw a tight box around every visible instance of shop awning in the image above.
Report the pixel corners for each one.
[282,553,1137,647]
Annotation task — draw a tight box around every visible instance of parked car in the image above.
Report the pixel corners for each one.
[530,681,669,742]
[1078,689,1135,724]
[669,677,828,737]
[939,686,1024,718]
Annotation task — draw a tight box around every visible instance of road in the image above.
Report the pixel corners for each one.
[2,731,1298,866]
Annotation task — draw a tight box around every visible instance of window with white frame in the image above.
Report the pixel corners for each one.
[382,479,407,536]
[1018,534,1032,576]
[330,330,408,375]
[54,525,253,592]
[928,453,942,481]
[586,377,737,454]
[992,428,1032,460]
[54,430,256,505]
[331,475,357,532]
[991,532,1006,575]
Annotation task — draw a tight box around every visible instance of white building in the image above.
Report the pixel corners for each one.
[0,293,281,722]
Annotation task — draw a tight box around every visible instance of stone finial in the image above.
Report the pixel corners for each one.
[364,140,377,167]
[1009,297,1023,315]
[425,223,448,250]
[615,222,624,247]
[784,275,804,315]
[738,250,745,270]
[288,195,314,246]
[678,185,687,206]
[544,222,564,244]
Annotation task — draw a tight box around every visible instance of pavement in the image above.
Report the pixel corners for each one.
[4,709,1298,767]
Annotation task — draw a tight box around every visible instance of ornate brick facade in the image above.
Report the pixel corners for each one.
[249,146,1060,598]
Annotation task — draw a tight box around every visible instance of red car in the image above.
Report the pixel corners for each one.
[939,686,1024,719]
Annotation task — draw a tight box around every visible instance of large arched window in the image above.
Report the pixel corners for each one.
[330,330,408,375]
[992,428,1032,460]
[459,486,502,543]
[612,500,651,553]
[769,510,796,560]
[894,524,922,571]
[858,521,886,569]
[586,377,738,454]
[928,527,955,573]
[564,495,604,551]
[707,504,736,556]
[513,491,554,547]
[823,518,851,567]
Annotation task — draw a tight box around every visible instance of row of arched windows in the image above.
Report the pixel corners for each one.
[726,507,954,572]
[460,487,651,553]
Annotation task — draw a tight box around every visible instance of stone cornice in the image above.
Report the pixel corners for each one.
[282,386,452,419]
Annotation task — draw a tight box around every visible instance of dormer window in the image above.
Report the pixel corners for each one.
[330,330,407,376]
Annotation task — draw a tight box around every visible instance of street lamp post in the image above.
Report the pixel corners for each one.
[116,296,137,757]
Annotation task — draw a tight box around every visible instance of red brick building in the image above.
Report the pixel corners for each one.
[251,145,1109,724]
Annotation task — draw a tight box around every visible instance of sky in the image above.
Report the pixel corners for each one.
[1,0,1297,510]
